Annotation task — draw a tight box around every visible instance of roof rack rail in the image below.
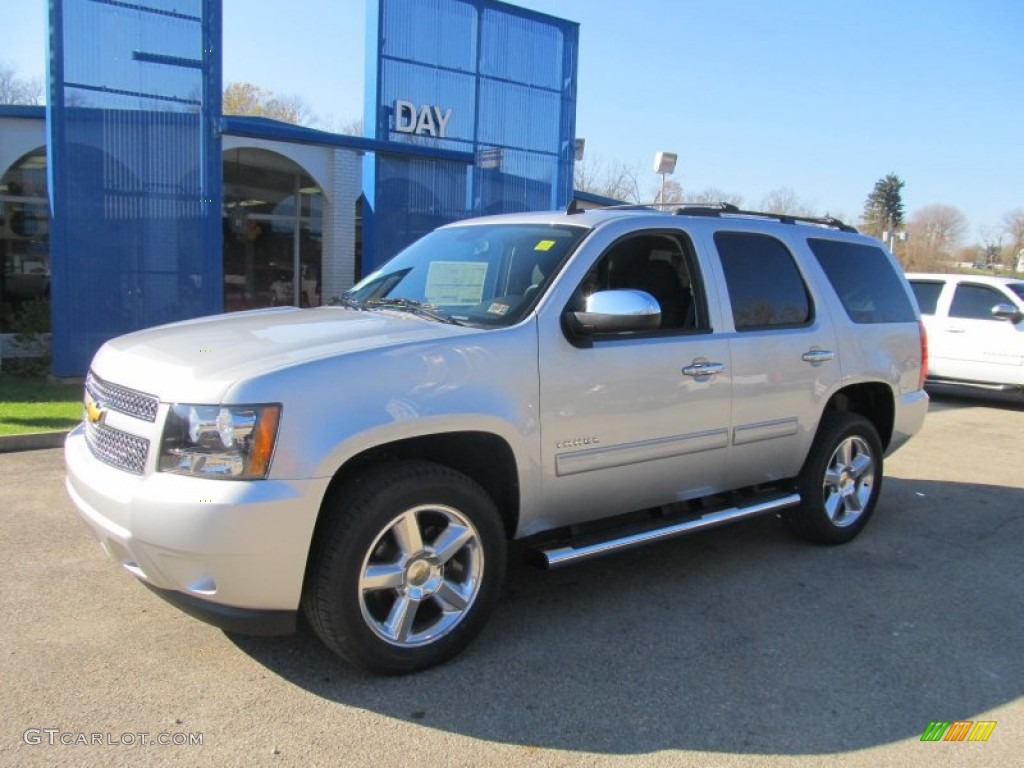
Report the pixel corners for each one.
[670,204,857,232]
[564,199,857,232]
[565,199,657,214]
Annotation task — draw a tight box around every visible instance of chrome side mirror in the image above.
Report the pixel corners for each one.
[566,289,661,335]
[991,303,1023,323]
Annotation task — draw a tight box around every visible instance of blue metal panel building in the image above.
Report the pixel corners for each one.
[363,0,579,274]
[47,0,222,376]
[30,0,579,375]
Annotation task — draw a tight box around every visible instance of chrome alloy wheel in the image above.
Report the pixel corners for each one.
[822,435,875,528]
[358,504,484,647]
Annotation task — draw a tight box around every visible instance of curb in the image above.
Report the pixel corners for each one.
[0,431,69,453]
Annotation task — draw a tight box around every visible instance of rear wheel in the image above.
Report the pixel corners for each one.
[304,461,506,674]
[785,412,883,545]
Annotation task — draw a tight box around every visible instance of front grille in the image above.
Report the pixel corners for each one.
[84,419,150,475]
[85,371,158,423]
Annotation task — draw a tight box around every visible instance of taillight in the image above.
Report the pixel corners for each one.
[917,320,929,390]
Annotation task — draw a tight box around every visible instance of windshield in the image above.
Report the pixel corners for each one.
[1007,283,1024,301]
[347,223,588,327]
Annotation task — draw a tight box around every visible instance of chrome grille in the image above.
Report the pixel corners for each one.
[84,419,150,475]
[85,371,158,423]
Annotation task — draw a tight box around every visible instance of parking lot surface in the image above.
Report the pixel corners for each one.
[1,388,1021,767]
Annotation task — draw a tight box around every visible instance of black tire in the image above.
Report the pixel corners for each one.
[784,412,884,545]
[303,461,506,674]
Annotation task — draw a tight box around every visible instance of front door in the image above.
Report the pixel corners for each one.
[940,282,1024,384]
[536,229,733,529]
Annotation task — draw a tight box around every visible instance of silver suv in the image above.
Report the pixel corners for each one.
[66,204,929,674]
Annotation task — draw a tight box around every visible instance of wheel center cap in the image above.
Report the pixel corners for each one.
[407,559,431,587]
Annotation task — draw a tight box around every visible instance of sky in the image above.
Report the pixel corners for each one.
[4,0,1023,240]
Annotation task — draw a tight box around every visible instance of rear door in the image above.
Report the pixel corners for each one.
[705,229,841,489]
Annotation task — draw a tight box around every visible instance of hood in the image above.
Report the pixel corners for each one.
[90,306,473,403]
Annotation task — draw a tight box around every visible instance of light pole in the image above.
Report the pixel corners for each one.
[653,151,677,206]
[883,228,906,252]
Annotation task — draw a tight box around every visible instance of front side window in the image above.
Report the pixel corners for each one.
[715,232,811,330]
[808,238,917,323]
[949,284,1012,320]
[347,223,588,327]
[567,231,707,333]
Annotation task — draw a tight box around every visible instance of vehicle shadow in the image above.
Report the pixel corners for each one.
[926,384,1024,412]
[227,475,1022,756]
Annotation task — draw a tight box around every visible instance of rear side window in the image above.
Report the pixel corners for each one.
[950,284,1010,320]
[807,239,917,323]
[715,232,811,330]
[909,281,943,315]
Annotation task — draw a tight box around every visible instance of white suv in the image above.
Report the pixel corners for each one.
[907,273,1024,392]
[66,205,929,673]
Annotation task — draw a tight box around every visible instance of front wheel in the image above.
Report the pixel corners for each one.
[303,461,506,674]
[785,412,883,545]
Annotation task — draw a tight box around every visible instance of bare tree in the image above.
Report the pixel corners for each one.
[0,62,43,105]
[1002,208,1024,270]
[310,114,363,136]
[223,82,314,126]
[679,186,744,207]
[977,225,1005,268]
[903,204,968,270]
[761,187,815,216]
[654,179,682,205]
[574,155,642,202]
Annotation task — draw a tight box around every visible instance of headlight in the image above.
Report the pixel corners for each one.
[159,404,281,479]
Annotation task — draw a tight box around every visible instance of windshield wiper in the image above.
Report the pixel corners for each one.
[328,294,365,310]
[364,297,462,325]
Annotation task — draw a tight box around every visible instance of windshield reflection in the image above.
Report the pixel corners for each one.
[346,223,588,327]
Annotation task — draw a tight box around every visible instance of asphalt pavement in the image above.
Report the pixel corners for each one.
[1,387,1021,767]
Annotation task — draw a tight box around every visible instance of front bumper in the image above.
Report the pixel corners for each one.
[65,425,330,631]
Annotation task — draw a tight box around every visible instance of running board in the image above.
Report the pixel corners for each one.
[927,377,1023,392]
[536,493,801,569]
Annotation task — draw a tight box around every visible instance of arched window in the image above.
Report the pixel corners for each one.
[223,148,323,310]
[1,146,50,330]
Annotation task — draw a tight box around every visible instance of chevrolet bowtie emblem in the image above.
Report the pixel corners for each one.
[85,396,105,425]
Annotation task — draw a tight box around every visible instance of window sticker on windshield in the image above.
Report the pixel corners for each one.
[534,240,556,252]
[425,261,488,306]
[487,301,510,316]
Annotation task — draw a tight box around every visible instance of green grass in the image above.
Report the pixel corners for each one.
[0,372,82,436]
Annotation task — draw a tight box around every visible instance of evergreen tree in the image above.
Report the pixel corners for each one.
[862,173,905,238]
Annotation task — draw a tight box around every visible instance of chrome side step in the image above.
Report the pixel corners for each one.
[537,493,801,569]
[927,377,1023,393]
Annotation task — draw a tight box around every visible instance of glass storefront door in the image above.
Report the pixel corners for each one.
[223,148,322,311]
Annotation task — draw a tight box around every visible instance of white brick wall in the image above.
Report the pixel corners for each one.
[322,149,362,300]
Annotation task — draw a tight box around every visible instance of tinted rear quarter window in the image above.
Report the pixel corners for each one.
[909,281,943,315]
[714,232,811,330]
[807,238,917,323]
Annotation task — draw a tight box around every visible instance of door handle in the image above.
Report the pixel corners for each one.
[801,349,834,364]
[682,361,724,377]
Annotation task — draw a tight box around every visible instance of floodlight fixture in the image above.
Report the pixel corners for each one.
[653,151,677,174]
